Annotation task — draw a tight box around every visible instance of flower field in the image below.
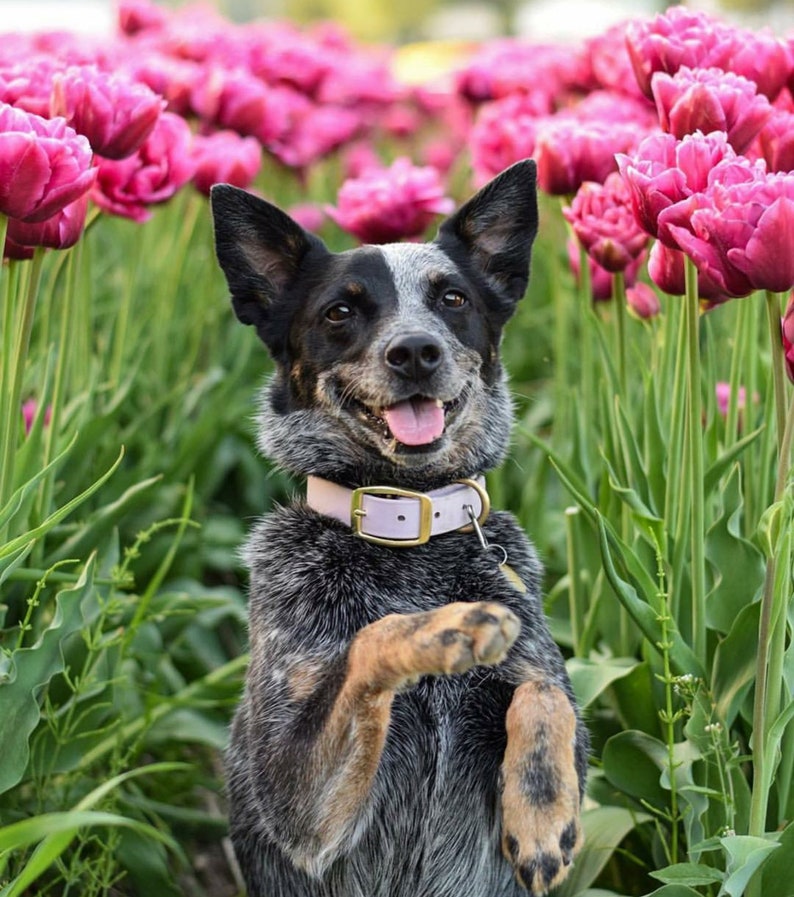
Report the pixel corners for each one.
[1,1,793,894]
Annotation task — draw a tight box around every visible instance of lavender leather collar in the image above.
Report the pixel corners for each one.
[305,475,490,547]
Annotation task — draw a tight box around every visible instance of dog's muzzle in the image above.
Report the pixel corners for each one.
[305,476,490,547]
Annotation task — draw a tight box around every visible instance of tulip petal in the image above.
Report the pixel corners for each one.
[727,197,794,292]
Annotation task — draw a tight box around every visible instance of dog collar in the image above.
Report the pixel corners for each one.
[305,475,490,548]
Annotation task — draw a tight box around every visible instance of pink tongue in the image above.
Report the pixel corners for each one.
[383,398,445,446]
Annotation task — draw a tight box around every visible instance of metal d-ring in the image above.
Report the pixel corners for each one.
[464,504,508,566]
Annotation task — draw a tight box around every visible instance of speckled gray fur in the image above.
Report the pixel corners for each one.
[210,160,589,897]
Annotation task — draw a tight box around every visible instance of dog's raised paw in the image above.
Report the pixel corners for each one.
[418,601,520,676]
[502,814,581,895]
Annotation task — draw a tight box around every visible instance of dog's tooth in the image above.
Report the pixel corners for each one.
[435,399,444,408]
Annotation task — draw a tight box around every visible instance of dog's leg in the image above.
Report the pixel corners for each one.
[266,601,519,876]
[500,677,583,895]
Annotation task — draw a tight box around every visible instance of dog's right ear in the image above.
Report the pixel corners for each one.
[210,184,327,352]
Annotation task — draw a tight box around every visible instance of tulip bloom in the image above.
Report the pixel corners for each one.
[0,103,96,223]
[627,282,661,319]
[327,157,454,244]
[4,192,89,259]
[470,94,540,186]
[563,173,649,273]
[271,102,360,170]
[783,294,794,383]
[191,130,261,195]
[755,107,794,173]
[535,119,644,196]
[91,112,195,222]
[652,67,772,154]
[567,237,645,303]
[0,59,58,117]
[50,66,165,160]
[626,6,791,101]
[647,241,729,304]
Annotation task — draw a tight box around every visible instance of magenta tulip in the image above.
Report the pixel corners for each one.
[652,66,772,154]
[783,294,794,383]
[118,0,168,35]
[271,101,360,170]
[470,93,540,186]
[535,119,644,196]
[0,103,96,223]
[327,157,454,244]
[191,130,261,195]
[91,112,195,222]
[4,192,89,259]
[647,241,728,304]
[563,173,649,273]
[0,59,58,117]
[755,107,794,173]
[50,66,165,161]
[567,236,645,303]
[627,282,661,319]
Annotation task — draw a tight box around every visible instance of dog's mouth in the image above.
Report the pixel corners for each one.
[354,395,461,447]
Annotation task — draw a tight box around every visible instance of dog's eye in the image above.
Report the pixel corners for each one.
[441,290,467,309]
[325,303,353,323]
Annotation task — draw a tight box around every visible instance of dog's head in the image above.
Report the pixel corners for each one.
[210,160,538,489]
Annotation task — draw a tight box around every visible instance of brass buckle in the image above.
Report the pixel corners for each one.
[456,477,490,532]
[350,486,433,547]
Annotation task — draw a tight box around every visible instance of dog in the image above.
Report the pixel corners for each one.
[210,158,589,897]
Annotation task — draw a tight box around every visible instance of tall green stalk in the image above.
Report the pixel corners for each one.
[0,246,46,531]
[612,270,628,396]
[748,293,794,838]
[684,256,706,665]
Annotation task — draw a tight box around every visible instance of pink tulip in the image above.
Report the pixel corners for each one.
[627,282,661,319]
[270,102,360,170]
[660,172,794,296]
[4,192,89,259]
[0,103,96,223]
[91,112,195,222]
[535,119,644,195]
[327,157,454,244]
[783,294,794,383]
[50,65,165,161]
[191,130,261,195]
[21,399,51,435]
[755,107,794,173]
[563,172,649,273]
[626,7,791,101]
[651,66,772,154]
[617,130,741,243]
[647,240,729,304]
[125,54,200,118]
[567,236,645,303]
[0,59,58,117]
[287,202,326,232]
[715,382,752,418]
[470,94,540,186]
[583,22,647,99]
[118,0,169,35]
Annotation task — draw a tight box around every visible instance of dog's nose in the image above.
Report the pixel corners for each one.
[385,333,443,380]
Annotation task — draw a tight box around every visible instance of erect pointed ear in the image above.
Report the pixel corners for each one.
[210,184,328,349]
[436,159,538,311]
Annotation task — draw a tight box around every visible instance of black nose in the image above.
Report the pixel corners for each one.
[384,332,443,380]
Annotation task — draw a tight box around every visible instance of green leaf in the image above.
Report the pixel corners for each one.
[711,601,760,727]
[758,820,794,897]
[602,730,669,810]
[566,656,640,709]
[720,834,780,897]
[703,426,764,497]
[650,862,724,886]
[643,886,708,897]
[553,805,650,897]
[0,557,97,794]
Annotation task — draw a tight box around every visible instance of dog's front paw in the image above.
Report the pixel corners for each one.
[418,601,520,675]
[500,680,583,895]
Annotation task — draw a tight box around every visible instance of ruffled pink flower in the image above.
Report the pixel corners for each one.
[535,119,644,195]
[783,294,794,383]
[125,53,200,117]
[647,240,729,304]
[563,172,649,273]
[270,102,360,170]
[567,236,645,302]
[626,7,792,101]
[583,22,647,100]
[652,66,772,154]
[715,382,752,418]
[616,130,748,243]
[118,0,169,35]
[287,202,325,232]
[755,106,794,173]
[91,112,195,222]
[4,192,89,259]
[0,103,96,223]
[0,59,58,117]
[50,65,166,160]
[21,399,51,435]
[627,282,661,319]
[327,157,454,244]
[191,130,261,195]
[470,94,540,186]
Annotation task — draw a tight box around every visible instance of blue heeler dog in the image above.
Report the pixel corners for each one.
[210,159,589,897]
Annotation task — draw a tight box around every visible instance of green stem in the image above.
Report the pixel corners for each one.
[748,363,794,837]
[613,270,628,396]
[684,256,706,665]
[565,505,585,656]
[578,243,595,419]
[766,291,788,456]
[725,298,750,447]
[0,247,45,527]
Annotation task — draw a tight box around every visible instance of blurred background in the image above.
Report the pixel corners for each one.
[1,0,792,44]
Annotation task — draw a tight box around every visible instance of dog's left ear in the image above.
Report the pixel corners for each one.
[436,159,538,313]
